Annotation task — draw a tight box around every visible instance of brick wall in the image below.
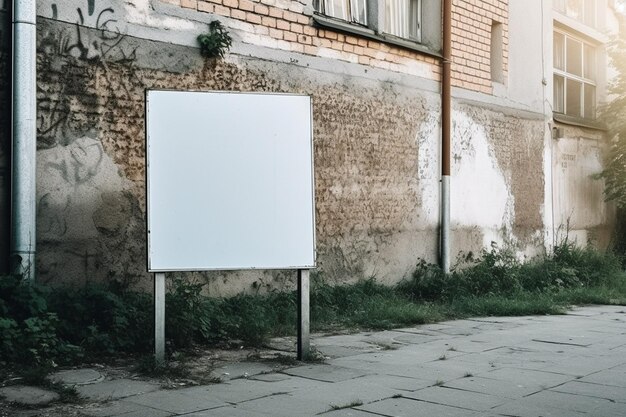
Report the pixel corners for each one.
[162,0,509,94]
[451,0,509,94]
[164,0,441,80]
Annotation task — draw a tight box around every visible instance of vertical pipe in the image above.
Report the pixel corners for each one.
[441,0,452,274]
[11,0,37,281]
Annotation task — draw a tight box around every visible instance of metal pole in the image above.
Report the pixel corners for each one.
[441,0,452,274]
[297,269,310,360]
[11,0,37,281]
[154,272,166,365]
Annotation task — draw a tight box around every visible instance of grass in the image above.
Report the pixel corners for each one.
[1,241,625,374]
[329,400,364,410]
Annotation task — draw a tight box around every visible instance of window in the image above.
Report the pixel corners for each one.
[385,0,421,41]
[554,0,596,27]
[316,0,422,43]
[319,0,368,25]
[553,30,596,119]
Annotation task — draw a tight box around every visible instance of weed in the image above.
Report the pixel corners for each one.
[330,400,363,410]
[434,379,445,386]
[438,354,447,361]
[464,372,473,378]
[197,21,232,58]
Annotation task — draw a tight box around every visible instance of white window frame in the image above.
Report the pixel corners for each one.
[554,0,597,28]
[553,29,597,119]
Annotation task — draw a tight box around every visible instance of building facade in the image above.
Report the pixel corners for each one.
[0,0,618,293]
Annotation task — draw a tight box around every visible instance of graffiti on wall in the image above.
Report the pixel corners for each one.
[39,0,137,147]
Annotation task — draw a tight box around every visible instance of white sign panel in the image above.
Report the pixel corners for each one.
[146,91,316,272]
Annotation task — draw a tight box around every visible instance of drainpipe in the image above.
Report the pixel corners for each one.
[11,0,37,281]
[440,0,451,274]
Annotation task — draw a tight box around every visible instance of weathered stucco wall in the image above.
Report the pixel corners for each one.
[553,125,616,249]
[0,0,611,294]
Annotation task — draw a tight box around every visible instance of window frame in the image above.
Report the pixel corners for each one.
[554,0,597,28]
[314,0,425,46]
[553,28,597,120]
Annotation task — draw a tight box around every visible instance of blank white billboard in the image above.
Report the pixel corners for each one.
[146,90,316,272]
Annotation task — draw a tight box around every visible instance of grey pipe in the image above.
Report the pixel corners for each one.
[11,0,37,281]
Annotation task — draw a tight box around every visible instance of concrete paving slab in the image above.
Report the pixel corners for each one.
[489,399,588,417]
[212,362,275,381]
[49,368,104,386]
[0,385,59,406]
[285,376,400,413]
[182,405,275,416]
[315,345,377,358]
[125,390,226,414]
[320,408,381,416]
[178,379,286,404]
[579,369,626,387]
[76,379,160,401]
[82,400,166,417]
[401,386,507,411]
[236,393,329,416]
[442,376,542,398]
[249,373,291,382]
[550,380,626,403]
[281,364,370,382]
[477,367,573,388]
[523,389,617,413]
[84,401,173,417]
[356,397,480,417]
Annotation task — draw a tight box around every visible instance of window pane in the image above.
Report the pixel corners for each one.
[566,38,582,76]
[408,0,420,40]
[386,0,406,37]
[584,83,596,119]
[554,75,565,113]
[566,0,583,20]
[583,43,595,80]
[350,0,367,24]
[385,0,419,39]
[554,0,566,12]
[554,32,565,70]
[323,0,349,20]
[566,78,582,117]
[584,0,596,26]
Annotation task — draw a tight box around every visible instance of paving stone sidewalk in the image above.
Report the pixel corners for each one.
[4,305,626,416]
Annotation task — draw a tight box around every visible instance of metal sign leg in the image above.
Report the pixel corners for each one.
[297,269,310,360]
[154,272,165,365]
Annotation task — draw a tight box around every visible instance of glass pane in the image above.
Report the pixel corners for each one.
[350,0,367,24]
[566,38,582,76]
[583,43,595,80]
[554,0,566,12]
[566,0,583,21]
[566,78,582,117]
[554,32,565,70]
[584,83,596,119]
[584,0,596,26]
[408,0,421,40]
[554,75,565,113]
[386,0,420,39]
[324,0,349,20]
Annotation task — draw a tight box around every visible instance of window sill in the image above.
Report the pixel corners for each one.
[312,13,442,59]
[553,113,606,130]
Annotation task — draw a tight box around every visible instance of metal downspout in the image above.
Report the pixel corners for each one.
[441,0,452,274]
[11,0,37,281]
